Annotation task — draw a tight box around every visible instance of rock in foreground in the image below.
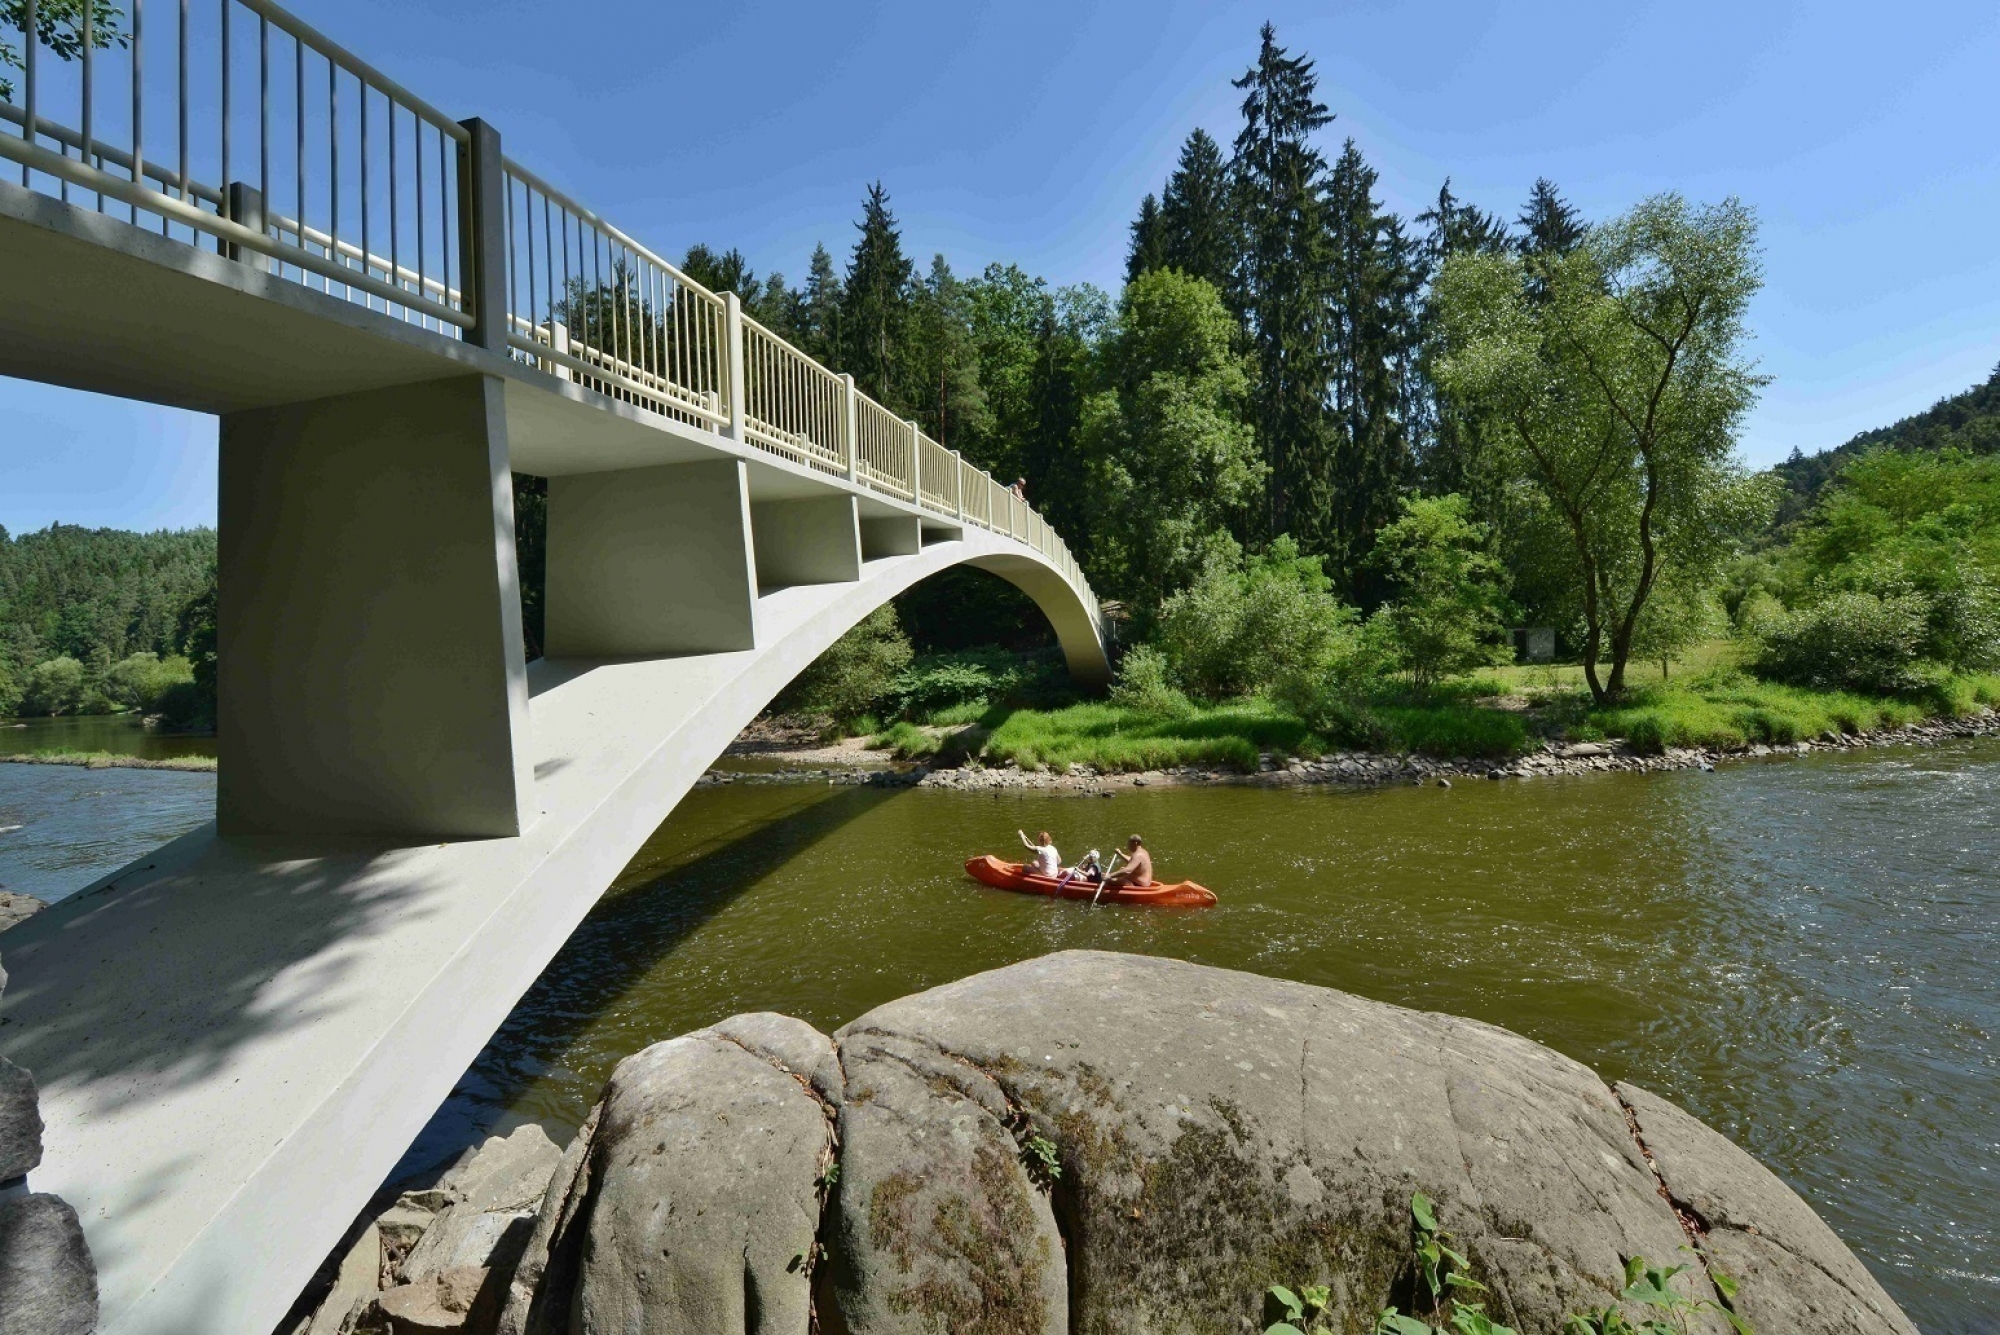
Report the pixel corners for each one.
[490,951,1913,1333]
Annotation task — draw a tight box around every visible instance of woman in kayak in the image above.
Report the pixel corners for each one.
[1017,828,1061,877]
[1101,835,1154,891]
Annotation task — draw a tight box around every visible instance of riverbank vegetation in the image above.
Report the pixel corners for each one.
[0,524,215,728]
[761,26,1999,773]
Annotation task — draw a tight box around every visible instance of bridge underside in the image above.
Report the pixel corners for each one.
[0,183,1108,1332]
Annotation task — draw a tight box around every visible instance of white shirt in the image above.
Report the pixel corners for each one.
[1030,844,1060,877]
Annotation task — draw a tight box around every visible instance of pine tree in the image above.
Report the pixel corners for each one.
[1414,180,1511,499]
[798,243,843,364]
[839,182,916,411]
[680,243,757,298]
[1157,128,1237,295]
[1231,22,1335,546]
[1126,193,1167,284]
[906,255,990,449]
[1323,139,1419,591]
[1517,177,1586,259]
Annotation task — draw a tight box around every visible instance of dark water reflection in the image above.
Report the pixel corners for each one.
[419,739,1999,1330]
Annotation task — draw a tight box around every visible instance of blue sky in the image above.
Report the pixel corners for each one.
[6,0,1998,534]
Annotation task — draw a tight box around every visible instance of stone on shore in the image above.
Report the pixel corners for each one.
[498,951,1914,1335]
[498,1015,834,1335]
[0,1193,99,1335]
[0,891,47,936]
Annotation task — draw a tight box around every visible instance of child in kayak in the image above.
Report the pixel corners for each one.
[1017,828,1061,877]
[1057,849,1105,892]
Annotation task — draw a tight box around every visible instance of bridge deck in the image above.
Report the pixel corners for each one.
[0,181,1105,1330]
[0,543,1060,1332]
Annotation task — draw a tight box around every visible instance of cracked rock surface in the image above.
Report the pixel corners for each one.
[505,950,1915,1335]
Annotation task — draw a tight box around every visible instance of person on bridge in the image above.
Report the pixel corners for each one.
[1018,828,1061,877]
[1010,477,1029,501]
[1101,834,1154,891]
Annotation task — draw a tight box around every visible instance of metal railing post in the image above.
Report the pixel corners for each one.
[456,117,507,353]
[908,420,922,505]
[952,451,964,520]
[722,292,746,442]
[841,373,859,480]
[225,183,267,273]
[551,321,572,383]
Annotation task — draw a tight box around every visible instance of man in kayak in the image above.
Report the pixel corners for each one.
[1017,828,1061,878]
[1102,834,1154,891]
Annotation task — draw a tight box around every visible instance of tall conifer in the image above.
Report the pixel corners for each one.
[840,182,916,410]
[1231,23,1335,544]
[1157,128,1237,295]
[1126,193,1167,284]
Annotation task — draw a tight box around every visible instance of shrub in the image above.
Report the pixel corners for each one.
[1753,590,1930,693]
[1107,645,1194,718]
[18,656,88,717]
[152,680,213,730]
[778,605,913,726]
[99,652,196,711]
[1157,538,1366,701]
[0,659,19,717]
[1374,704,1530,758]
[1366,494,1514,691]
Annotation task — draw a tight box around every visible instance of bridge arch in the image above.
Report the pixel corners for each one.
[0,2,1110,1325]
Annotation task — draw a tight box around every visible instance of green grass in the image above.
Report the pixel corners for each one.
[1585,669,2000,753]
[867,720,942,760]
[851,638,2000,774]
[979,699,1319,772]
[0,749,216,771]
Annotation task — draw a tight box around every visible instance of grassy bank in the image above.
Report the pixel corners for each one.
[0,749,216,771]
[863,647,2000,773]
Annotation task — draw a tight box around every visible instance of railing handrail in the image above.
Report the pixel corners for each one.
[501,155,722,313]
[0,0,1097,617]
[231,0,469,143]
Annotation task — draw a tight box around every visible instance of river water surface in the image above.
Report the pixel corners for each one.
[428,742,1999,1332]
[2,736,1993,1329]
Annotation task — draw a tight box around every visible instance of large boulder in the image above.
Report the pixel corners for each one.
[0,1193,98,1335]
[498,1014,835,1335]
[504,951,1915,1335]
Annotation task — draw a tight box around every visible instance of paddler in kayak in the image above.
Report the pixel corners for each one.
[1017,828,1061,878]
[1101,834,1154,891]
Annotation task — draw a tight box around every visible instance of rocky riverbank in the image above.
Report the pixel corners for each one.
[286,951,1916,1334]
[706,705,2000,794]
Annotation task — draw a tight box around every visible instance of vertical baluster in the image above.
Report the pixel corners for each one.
[522,180,536,351]
[359,80,370,309]
[83,0,96,207]
[389,104,399,314]
[414,112,425,323]
[131,0,144,224]
[505,174,518,348]
[177,0,188,223]
[294,34,306,284]
[257,11,266,216]
[542,191,554,353]
[438,120,449,315]
[328,57,338,296]
[21,0,36,189]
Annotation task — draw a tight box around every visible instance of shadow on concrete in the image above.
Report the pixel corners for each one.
[0,824,451,1111]
[391,780,899,1176]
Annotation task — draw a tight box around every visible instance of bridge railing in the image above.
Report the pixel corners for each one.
[0,0,472,332]
[0,0,1098,617]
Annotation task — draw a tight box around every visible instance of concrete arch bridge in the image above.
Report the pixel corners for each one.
[0,3,1106,1328]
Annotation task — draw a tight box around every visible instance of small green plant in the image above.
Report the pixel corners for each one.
[1372,1192,1516,1335]
[1561,1254,1750,1335]
[1022,1133,1062,1186]
[1264,1283,1333,1334]
[818,1161,840,1189]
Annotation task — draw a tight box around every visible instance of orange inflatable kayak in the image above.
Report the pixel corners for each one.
[963,855,1217,907]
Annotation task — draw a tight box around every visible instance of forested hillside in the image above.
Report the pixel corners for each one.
[1772,364,2000,525]
[0,524,214,719]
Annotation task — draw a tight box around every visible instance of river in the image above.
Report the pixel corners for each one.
[2,737,1994,1329]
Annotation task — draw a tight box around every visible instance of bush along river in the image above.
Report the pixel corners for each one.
[374,734,2000,1332]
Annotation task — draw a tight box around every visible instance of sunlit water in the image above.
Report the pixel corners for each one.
[2,736,1992,1329]
[0,713,217,761]
[422,742,1999,1332]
